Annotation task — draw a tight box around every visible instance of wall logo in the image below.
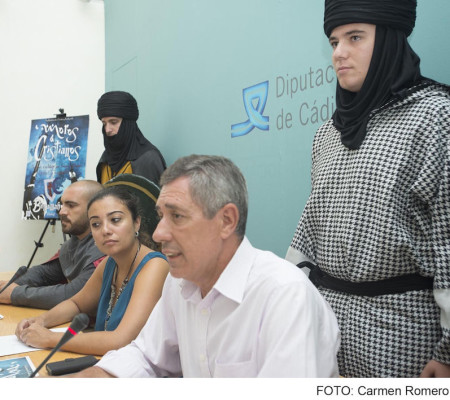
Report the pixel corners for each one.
[231,81,269,138]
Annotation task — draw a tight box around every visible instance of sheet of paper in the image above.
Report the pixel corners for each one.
[0,328,66,357]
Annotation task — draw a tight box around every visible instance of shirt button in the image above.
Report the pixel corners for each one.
[199,354,206,362]
[201,308,209,315]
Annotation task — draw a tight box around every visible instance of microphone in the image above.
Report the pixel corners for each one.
[29,313,90,378]
[0,266,28,295]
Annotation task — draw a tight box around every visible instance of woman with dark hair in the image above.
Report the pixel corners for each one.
[15,186,169,356]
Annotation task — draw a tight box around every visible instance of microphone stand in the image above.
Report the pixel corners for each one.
[0,266,28,295]
[29,313,89,378]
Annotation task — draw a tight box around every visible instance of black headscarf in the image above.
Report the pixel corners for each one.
[324,0,423,149]
[97,91,164,173]
[324,0,417,38]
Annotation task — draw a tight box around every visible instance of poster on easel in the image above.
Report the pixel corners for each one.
[22,114,89,220]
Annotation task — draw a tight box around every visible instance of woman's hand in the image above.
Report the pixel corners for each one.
[17,321,58,349]
[15,316,41,338]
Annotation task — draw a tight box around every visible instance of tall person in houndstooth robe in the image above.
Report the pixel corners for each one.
[286,0,450,377]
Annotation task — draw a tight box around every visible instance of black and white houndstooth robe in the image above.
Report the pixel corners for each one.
[287,82,450,377]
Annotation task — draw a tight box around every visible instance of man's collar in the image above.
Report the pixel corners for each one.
[180,237,255,304]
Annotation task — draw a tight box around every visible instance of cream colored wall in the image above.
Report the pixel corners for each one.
[0,0,105,272]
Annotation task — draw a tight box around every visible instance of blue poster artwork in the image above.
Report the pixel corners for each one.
[22,115,89,220]
[0,356,36,378]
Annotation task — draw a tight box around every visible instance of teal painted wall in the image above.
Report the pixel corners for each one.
[103,0,450,257]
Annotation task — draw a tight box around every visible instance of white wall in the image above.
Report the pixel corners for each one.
[0,0,105,272]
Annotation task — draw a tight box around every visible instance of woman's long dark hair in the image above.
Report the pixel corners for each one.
[88,186,159,250]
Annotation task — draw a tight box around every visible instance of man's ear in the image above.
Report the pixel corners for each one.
[219,203,239,239]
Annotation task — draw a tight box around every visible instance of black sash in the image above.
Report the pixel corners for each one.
[297,261,433,297]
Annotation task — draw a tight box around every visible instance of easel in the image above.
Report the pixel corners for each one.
[25,108,68,268]
[26,219,58,268]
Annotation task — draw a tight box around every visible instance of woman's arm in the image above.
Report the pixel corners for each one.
[15,258,107,348]
[46,254,169,356]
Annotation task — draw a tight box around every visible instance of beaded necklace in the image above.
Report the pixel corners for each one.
[104,242,141,330]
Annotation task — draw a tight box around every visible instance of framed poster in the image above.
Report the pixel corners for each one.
[22,115,89,220]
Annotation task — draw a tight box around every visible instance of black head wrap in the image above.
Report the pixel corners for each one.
[324,0,424,149]
[96,91,163,174]
[97,90,139,120]
[324,0,417,38]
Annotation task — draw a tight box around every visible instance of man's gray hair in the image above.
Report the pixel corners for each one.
[160,155,248,238]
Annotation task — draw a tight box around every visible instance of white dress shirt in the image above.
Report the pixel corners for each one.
[96,237,340,377]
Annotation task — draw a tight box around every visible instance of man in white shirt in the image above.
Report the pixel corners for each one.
[77,154,340,378]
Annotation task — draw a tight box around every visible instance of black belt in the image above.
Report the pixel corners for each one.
[297,261,433,297]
